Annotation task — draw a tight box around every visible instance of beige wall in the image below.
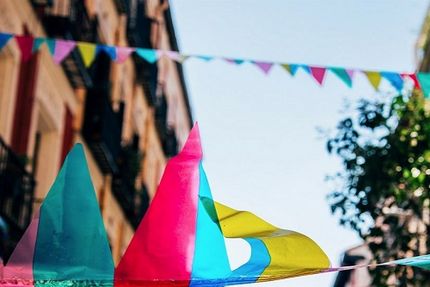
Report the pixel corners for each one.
[0,0,191,264]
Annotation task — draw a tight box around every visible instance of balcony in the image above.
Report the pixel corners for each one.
[82,88,122,174]
[111,144,149,228]
[135,56,158,105]
[0,138,35,260]
[37,0,97,88]
[155,95,179,157]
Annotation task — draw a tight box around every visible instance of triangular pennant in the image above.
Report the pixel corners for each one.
[163,50,182,62]
[196,55,214,62]
[0,33,12,50]
[253,61,273,75]
[77,42,97,67]
[301,65,312,75]
[330,67,352,88]
[346,69,355,80]
[45,39,56,55]
[381,71,404,92]
[115,47,134,63]
[418,73,430,98]
[401,73,420,89]
[365,71,382,90]
[15,35,34,62]
[115,125,203,282]
[281,63,300,76]
[33,144,114,280]
[310,66,327,85]
[32,38,45,52]
[135,48,158,63]
[53,40,76,64]
[224,58,245,65]
[178,54,190,63]
[4,212,39,280]
[32,38,56,55]
[97,45,117,60]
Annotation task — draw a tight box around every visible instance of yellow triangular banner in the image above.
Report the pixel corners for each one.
[365,71,382,90]
[281,63,292,75]
[77,42,97,67]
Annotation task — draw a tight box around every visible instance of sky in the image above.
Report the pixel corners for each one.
[170,1,429,286]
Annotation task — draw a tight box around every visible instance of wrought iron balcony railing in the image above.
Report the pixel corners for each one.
[0,137,35,261]
[154,94,179,157]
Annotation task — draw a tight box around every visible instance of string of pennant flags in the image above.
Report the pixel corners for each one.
[2,32,430,96]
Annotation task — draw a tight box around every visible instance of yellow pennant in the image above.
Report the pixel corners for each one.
[365,71,382,90]
[77,42,97,67]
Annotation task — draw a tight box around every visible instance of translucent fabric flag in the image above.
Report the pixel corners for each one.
[0,33,12,50]
[381,71,404,92]
[135,48,158,63]
[3,144,114,285]
[253,61,273,75]
[418,73,430,98]
[330,67,352,88]
[32,38,56,55]
[97,45,117,60]
[115,47,134,63]
[310,66,327,85]
[77,42,97,67]
[281,63,300,76]
[52,40,76,64]
[15,35,34,62]
[115,124,330,286]
[365,71,382,90]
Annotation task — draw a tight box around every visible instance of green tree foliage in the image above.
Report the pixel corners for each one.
[327,91,430,286]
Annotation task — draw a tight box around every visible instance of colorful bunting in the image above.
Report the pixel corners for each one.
[281,63,300,76]
[77,42,97,67]
[0,33,12,49]
[330,67,352,88]
[2,33,430,94]
[418,73,430,98]
[15,35,34,62]
[3,126,430,285]
[225,58,245,65]
[196,55,214,62]
[310,66,327,85]
[253,61,273,75]
[381,71,404,91]
[97,44,117,60]
[365,71,382,90]
[53,40,76,64]
[32,38,56,55]
[115,47,134,63]
[135,48,158,63]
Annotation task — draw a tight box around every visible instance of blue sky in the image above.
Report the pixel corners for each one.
[170,1,429,286]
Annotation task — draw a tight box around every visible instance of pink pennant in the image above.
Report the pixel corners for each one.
[165,50,181,62]
[254,61,273,75]
[15,35,34,62]
[310,66,327,85]
[4,212,39,282]
[53,40,76,64]
[115,47,134,63]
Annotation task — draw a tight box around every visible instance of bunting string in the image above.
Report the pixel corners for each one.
[2,32,430,97]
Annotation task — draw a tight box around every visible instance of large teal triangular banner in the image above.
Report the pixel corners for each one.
[33,144,114,282]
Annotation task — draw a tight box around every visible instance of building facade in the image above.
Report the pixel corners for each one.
[0,0,192,264]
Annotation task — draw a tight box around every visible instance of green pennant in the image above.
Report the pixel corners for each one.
[32,38,56,55]
[330,67,352,88]
[418,73,430,98]
[33,144,114,282]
